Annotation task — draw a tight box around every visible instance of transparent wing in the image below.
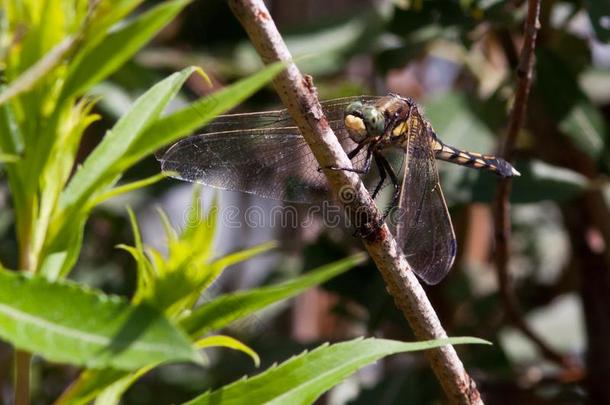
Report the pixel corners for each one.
[158,97,382,203]
[198,96,381,134]
[393,120,457,285]
[155,96,381,158]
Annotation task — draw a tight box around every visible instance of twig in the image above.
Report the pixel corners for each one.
[229,1,483,403]
[493,0,573,368]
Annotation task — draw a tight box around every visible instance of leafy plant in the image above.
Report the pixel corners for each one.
[0,1,488,403]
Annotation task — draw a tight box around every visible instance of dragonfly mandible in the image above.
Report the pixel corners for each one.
[157,94,520,284]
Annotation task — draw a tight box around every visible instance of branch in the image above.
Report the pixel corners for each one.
[493,0,574,369]
[229,1,482,403]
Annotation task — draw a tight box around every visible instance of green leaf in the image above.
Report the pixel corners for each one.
[0,153,19,163]
[0,100,26,227]
[199,241,278,293]
[45,62,283,281]
[195,335,260,367]
[71,335,259,405]
[82,0,145,49]
[0,95,24,155]
[0,269,200,370]
[0,35,78,106]
[182,337,490,405]
[59,66,197,212]
[56,369,131,405]
[60,0,190,101]
[125,61,286,165]
[92,365,154,405]
[88,172,168,208]
[39,215,88,280]
[181,254,365,337]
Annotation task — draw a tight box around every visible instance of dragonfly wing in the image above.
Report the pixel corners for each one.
[159,128,332,203]
[157,97,381,201]
[394,122,457,285]
[195,96,381,134]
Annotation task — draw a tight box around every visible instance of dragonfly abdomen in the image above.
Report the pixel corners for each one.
[434,142,520,178]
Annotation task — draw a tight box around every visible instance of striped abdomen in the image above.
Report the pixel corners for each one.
[433,140,520,178]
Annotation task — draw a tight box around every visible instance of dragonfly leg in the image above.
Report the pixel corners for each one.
[347,142,366,159]
[377,155,399,219]
[371,153,387,200]
[319,143,372,175]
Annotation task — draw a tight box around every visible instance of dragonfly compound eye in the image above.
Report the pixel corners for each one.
[345,101,363,116]
[362,106,385,136]
[344,102,368,142]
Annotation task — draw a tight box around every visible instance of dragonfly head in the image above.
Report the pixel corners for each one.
[344,101,385,143]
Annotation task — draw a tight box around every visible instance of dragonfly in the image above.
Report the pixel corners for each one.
[157,94,520,284]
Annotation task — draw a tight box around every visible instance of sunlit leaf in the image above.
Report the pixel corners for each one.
[182,337,490,405]
[0,36,78,106]
[59,66,197,212]
[181,254,365,337]
[195,335,260,367]
[55,368,126,405]
[125,61,286,165]
[0,269,200,370]
[92,366,153,405]
[88,172,168,208]
[84,0,146,48]
[60,0,190,100]
[0,153,19,163]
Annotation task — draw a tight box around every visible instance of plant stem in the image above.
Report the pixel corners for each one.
[14,212,33,405]
[228,1,483,403]
[14,350,31,405]
[493,0,574,369]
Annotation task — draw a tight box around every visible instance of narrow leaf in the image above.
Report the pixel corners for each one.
[182,337,490,405]
[92,365,154,405]
[59,67,197,211]
[88,172,168,208]
[56,369,130,405]
[0,98,26,220]
[82,0,145,50]
[195,335,260,367]
[200,241,278,290]
[124,61,286,164]
[0,95,24,155]
[0,153,19,163]
[182,254,366,337]
[0,269,200,370]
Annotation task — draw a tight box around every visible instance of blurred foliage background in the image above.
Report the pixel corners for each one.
[2,0,610,403]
